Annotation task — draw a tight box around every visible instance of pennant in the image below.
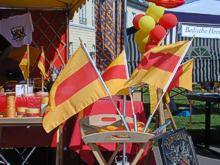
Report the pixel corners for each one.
[43,46,108,133]
[38,47,46,78]
[102,50,129,95]
[126,41,191,91]
[19,52,28,80]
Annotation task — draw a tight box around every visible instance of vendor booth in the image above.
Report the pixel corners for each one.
[0,0,87,164]
[165,0,220,83]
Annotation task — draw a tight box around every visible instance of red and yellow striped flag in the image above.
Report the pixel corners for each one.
[43,46,108,133]
[149,59,193,113]
[126,41,191,90]
[102,50,129,95]
[167,59,193,92]
[19,52,28,80]
[38,47,46,78]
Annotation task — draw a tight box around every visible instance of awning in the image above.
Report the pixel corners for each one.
[0,0,87,18]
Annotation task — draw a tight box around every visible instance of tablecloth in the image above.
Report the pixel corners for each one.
[69,98,156,165]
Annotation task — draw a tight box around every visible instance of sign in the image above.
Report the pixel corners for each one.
[181,24,220,39]
[158,128,199,165]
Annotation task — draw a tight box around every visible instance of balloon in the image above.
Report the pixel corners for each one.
[146,0,185,8]
[150,25,167,43]
[138,15,155,33]
[146,2,165,23]
[145,43,157,51]
[134,30,149,44]
[135,31,149,53]
[159,13,178,29]
[133,14,145,29]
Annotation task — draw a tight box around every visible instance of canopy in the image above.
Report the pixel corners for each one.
[168,0,220,16]
[0,0,87,18]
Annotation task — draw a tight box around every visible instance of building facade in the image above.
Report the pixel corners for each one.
[69,0,147,56]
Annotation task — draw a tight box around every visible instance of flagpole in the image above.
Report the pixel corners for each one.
[41,75,44,92]
[27,44,30,94]
[143,39,193,133]
[80,40,130,131]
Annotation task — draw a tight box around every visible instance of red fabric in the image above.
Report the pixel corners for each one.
[69,98,155,165]
[0,96,42,112]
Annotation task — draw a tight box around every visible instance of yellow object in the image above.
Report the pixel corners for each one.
[17,107,26,113]
[43,46,108,133]
[26,108,40,114]
[134,30,149,53]
[138,15,155,33]
[126,41,191,90]
[146,2,165,23]
[102,50,129,95]
[149,85,158,114]
[37,47,46,78]
[41,97,49,104]
[19,53,29,80]
[0,0,87,18]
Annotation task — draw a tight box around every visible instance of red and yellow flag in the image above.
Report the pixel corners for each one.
[38,47,46,78]
[43,46,108,133]
[19,52,28,80]
[102,50,129,95]
[149,59,193,113]
[126,41,191,90]
[167,59,193,91]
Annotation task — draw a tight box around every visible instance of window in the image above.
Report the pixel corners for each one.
[190,47,211,59]
[79,6,87,25]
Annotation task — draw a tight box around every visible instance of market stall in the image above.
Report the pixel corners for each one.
[0,1,88,164]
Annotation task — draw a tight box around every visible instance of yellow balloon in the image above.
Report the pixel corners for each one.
[138,15,155,33]
[134,30,148,44]
[146,2,165,23]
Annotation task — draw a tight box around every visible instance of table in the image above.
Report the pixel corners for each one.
[186,93,220,149]
[69,98,156,165]
[0,117,67,165]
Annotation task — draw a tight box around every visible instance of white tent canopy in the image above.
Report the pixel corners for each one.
[168,0,220,15]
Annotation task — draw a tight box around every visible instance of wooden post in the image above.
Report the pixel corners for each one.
[56,125,63,165]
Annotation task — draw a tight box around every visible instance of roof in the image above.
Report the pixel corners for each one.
[0,0,87,18]
[168,0,220,16]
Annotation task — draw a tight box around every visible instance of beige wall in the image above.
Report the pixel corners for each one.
[69,0,95,56]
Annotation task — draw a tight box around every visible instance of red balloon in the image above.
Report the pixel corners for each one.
[146,0,185,8]
[159,13,178,29]
[133,14,145,29]
[150,25,167,43]
[145,43,157,51]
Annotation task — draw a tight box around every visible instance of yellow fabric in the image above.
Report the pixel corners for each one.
[126,41,191,90]
[103,51,129,95]
[0,0,87,18]
[37,47,46,77]
[43,46,107,133]
[149,85,158,114]
[179,59,193,91]
[19,53,28,80]
[127,67,171,90]
[143,41,189,58]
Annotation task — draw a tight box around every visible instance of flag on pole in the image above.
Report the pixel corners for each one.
[19,52,28,80]
[167,59,194,92]
[43,46,108,133]
[149,59,193,113]
[102,50,129,95]
[38,47,46,78]
[126,41,191,91]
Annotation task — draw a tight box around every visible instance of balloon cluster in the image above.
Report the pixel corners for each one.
[132,2,178,53]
